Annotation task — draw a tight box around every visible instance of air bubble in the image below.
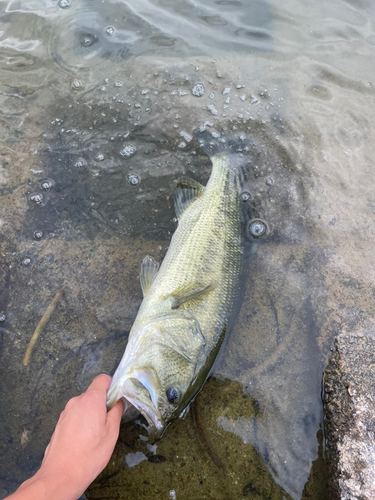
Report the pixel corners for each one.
[209,93,215,99]
[241,191,251,202]
[120,144,137,158]
[106,26,115,35]
[80,34,97,47]
[40,179,53,191]
[127,173,140,186]
[248,219,267,238]
[74,158,87,168]
[29,193,44,206]
[207,104,218,115]
[58,0,71,8]
[192,84,205,97]
[179,131,192,143]
[71,80,83,91]
[33,230,43,240]
[22,257,31,266]
[0,313,5,323]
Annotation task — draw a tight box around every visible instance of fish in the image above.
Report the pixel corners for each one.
[107,141,251,439]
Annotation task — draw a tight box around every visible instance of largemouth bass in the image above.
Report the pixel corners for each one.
[107,146,249,439]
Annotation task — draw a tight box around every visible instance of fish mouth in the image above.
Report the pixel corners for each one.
[107,375,164,439]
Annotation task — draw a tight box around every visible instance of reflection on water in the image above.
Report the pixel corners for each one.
[1,0,375,499]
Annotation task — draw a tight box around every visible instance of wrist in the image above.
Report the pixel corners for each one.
[8,468,84,500]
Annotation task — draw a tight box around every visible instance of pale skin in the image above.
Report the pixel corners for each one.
[6,374,124,500]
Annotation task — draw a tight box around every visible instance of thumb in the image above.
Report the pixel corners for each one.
[107,399,124,430]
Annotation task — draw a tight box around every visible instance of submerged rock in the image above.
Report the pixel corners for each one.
[324,333,375,500]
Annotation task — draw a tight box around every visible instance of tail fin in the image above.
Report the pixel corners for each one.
[195,129,252,193]
[194,128,254,158]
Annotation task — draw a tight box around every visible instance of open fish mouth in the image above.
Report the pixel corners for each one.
[107,376,164,438]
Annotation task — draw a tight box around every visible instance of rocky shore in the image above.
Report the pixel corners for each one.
[324,333,375,500]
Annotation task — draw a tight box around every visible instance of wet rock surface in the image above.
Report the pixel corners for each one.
[324,333,375,500]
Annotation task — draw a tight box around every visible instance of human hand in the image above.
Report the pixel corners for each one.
[41,374,124,497]
[8,374,124,500]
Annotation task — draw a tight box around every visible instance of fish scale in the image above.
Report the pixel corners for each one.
[107,152,247,439]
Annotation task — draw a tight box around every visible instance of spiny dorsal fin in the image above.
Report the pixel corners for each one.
[168,282,216,309]
[140,255,159,295]
[174,176,205,219]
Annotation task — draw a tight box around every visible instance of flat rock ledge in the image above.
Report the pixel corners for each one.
[323,333,375,500]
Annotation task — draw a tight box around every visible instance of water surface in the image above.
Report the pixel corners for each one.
[1,0,375,499]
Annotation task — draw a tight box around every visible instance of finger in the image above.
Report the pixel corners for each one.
[64,395,80,412]
[107,398,124,429]
[43,441,51,461]
[87,374,112,395]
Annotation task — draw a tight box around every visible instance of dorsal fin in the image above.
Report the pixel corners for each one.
[140,255,159,295]
[174,176,205,219]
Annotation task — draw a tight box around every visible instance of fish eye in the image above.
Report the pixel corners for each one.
[166,386,180,404]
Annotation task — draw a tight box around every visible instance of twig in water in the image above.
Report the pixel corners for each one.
[23,289,64,366]
[192,396,226,478]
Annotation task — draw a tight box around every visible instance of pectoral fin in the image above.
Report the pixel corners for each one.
[174,176,205,219]
[168,282,216,309]
[140,256,159,295]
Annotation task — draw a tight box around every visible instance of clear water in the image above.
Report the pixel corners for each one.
[1,0,375,499]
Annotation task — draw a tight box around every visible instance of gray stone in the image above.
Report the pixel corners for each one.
[324,333,375,499]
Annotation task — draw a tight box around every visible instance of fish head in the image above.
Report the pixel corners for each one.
[107,313,205,439]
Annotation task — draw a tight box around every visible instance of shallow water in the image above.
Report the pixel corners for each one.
[1,0,375,499]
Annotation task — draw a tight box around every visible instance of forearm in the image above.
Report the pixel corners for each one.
[5,469,83,500]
